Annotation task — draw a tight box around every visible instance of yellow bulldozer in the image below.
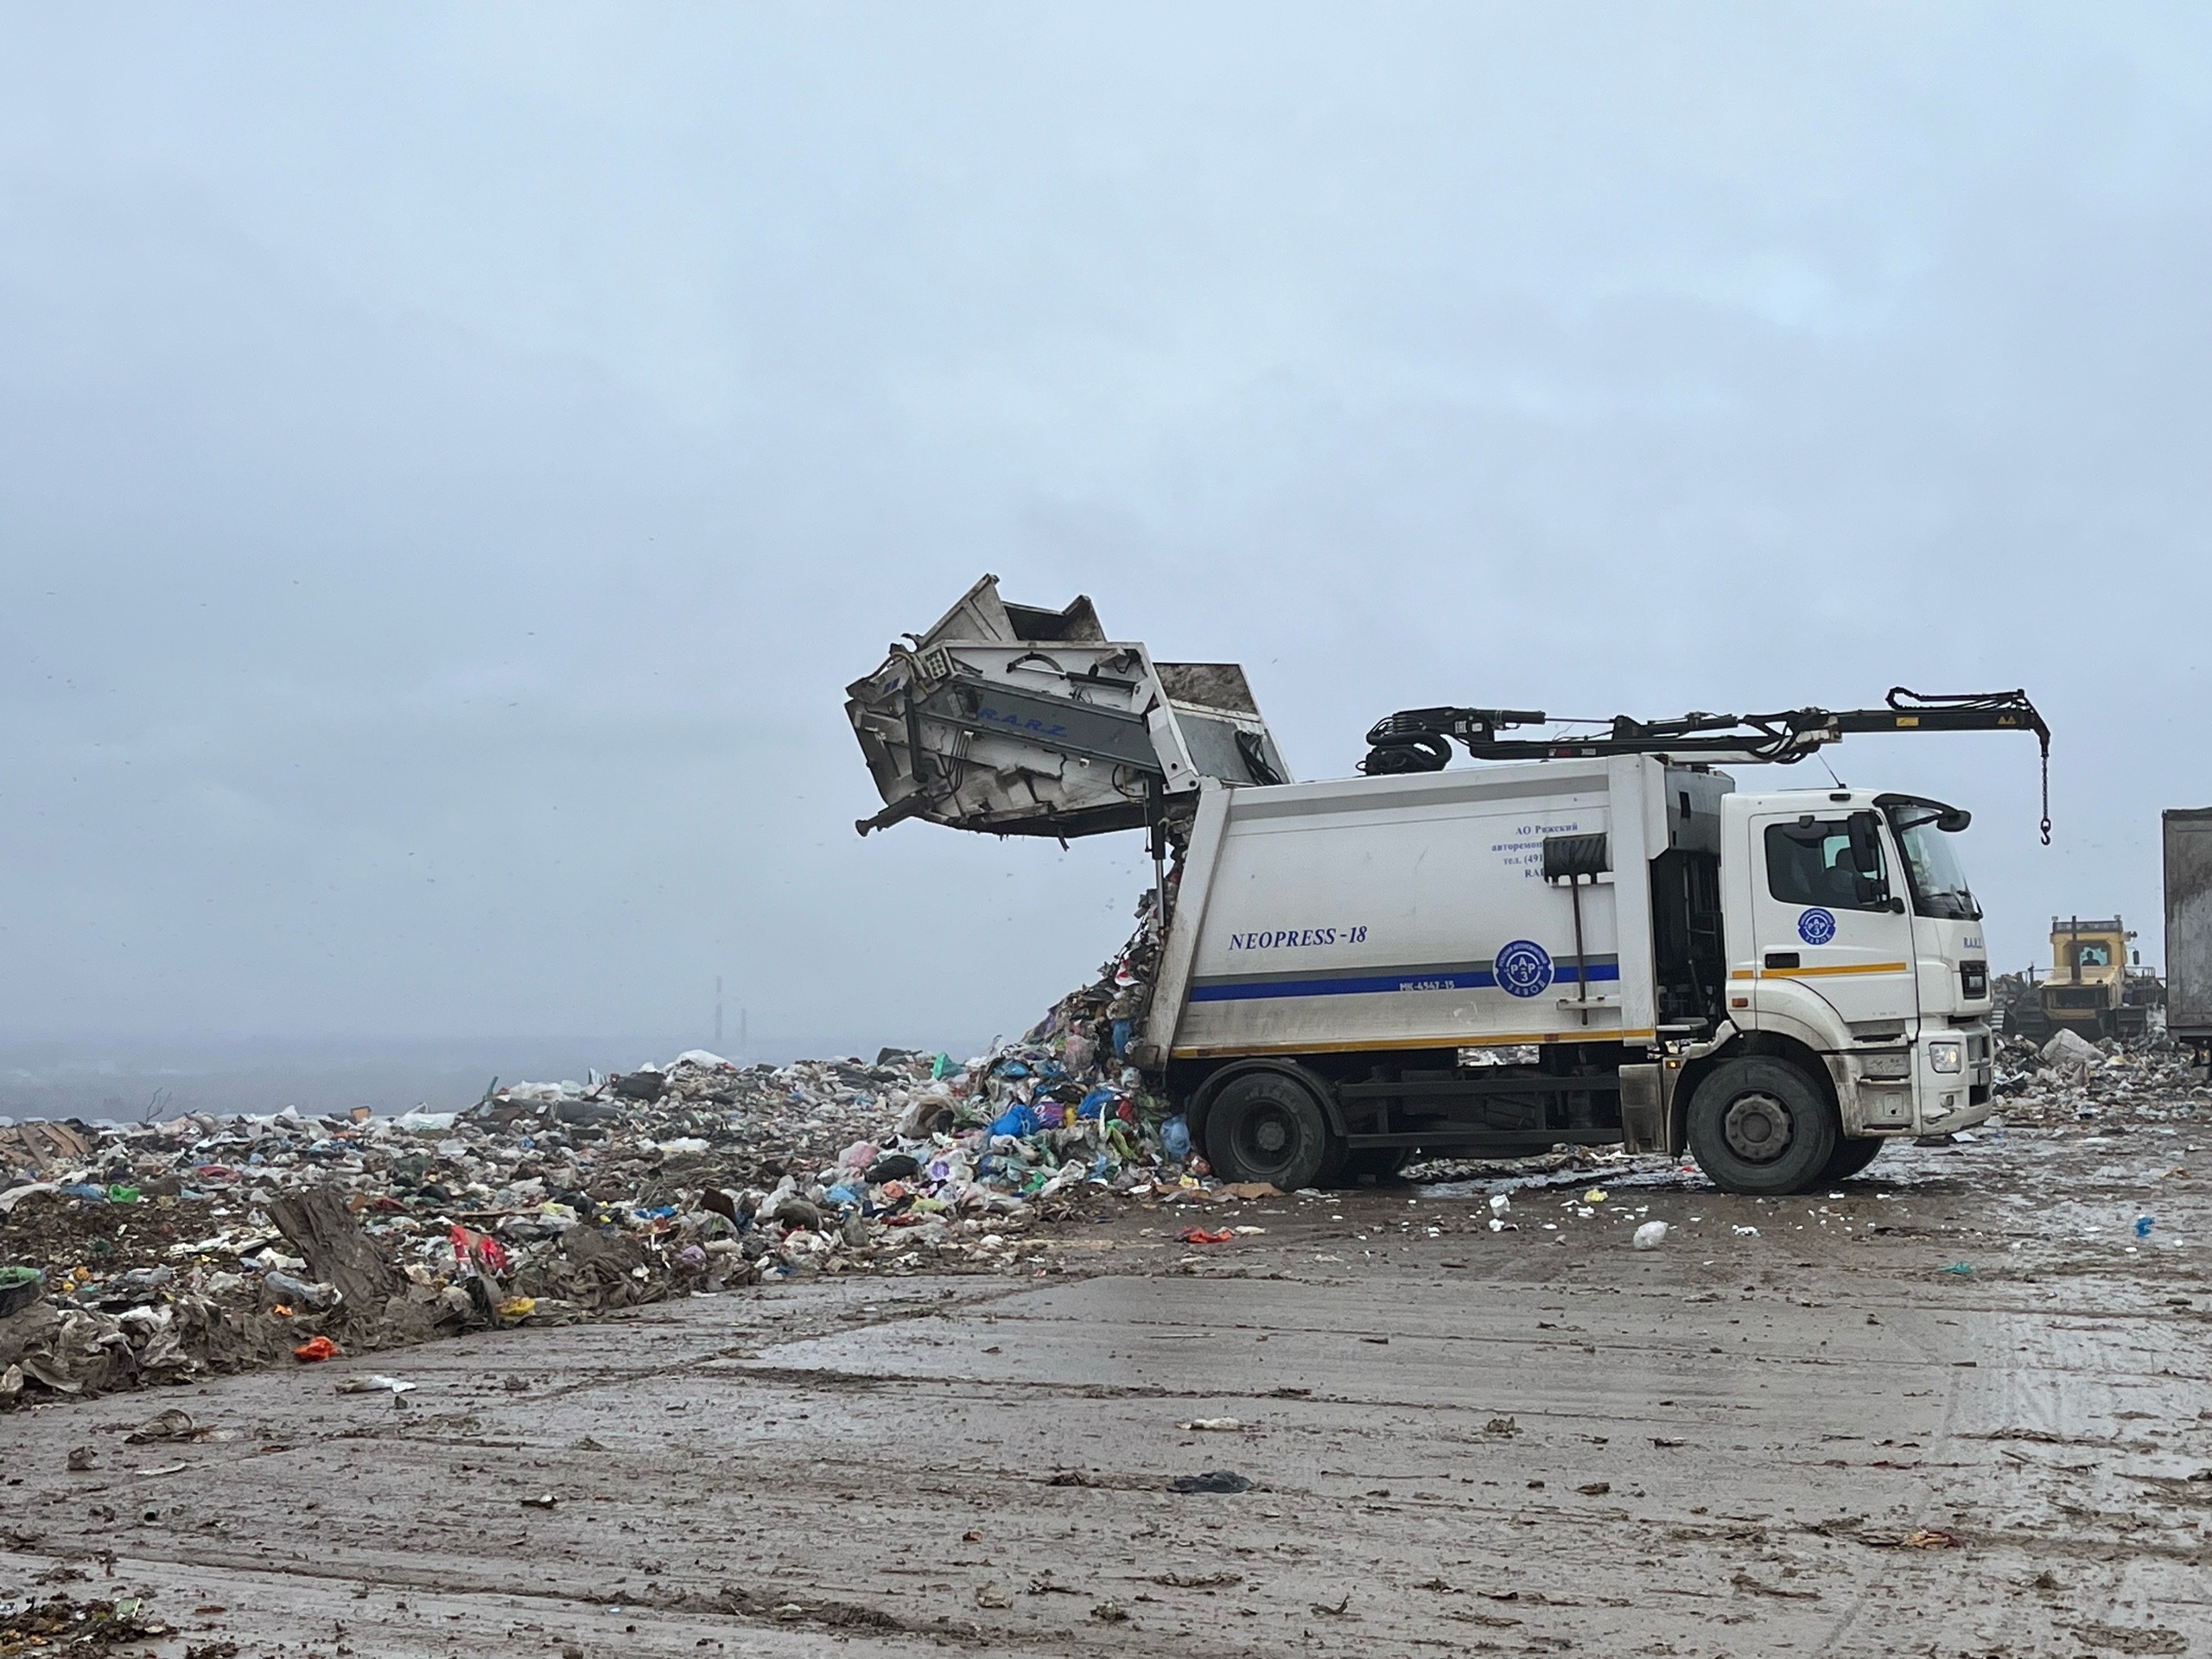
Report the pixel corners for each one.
[2000,915,2164,1042]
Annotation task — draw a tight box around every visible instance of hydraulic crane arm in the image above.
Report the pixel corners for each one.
[1363,687,2053,842]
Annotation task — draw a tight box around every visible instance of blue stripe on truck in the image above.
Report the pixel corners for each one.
[1189,961,1622,1003]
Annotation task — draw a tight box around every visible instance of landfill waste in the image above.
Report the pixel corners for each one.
[0,1593,178,1651]
[124,1407,213,1444]
[0,1265,41,1317]
[1900,1528,1963,1549]
[2038,1027,2103,1084]
[0,1122,92,1179]
[0,903,1238,1411]
[1632,1221,1669,1250]
[1994,1031,2206,1129]
[1170,1471,1255,1493]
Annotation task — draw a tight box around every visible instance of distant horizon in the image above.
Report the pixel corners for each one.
[0,1029,1004,1125]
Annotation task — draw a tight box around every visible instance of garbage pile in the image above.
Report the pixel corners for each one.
[3,913,1199,1409]
[1992,1029,2209,1128]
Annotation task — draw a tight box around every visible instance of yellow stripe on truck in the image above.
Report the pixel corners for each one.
[1757,961,1910,979]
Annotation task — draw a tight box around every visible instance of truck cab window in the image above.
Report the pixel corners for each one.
[1764,821,1890,912]
[1884,802,1982,921]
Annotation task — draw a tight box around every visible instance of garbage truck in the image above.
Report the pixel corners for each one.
[849,579,2051,1194]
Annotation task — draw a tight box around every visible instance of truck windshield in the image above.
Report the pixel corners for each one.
[1887,804,1980,920]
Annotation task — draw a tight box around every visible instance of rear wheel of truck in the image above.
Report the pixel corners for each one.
[1686,1058,1837,1196]
[1205,1071,1334,1191]
[1820,1135,1885,1182]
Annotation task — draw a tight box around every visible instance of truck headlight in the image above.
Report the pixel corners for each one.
[1928,1040,1964,1074]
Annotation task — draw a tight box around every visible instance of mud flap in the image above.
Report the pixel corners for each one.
[1618,1063,1664,1153]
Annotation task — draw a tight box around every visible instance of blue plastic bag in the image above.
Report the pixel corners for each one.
[1160,1115,1192,1160]
[990,1103,1040,1138]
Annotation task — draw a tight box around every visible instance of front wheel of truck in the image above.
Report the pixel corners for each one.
[1205,1071,1334,1191]
[1686,1058,1837,1196]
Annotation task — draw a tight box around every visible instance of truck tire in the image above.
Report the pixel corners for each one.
[1821,1135,1885,1182]
[1205,1071,1335,1191]
[1686,1058,1837,1197]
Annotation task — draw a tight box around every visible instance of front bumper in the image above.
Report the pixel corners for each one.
[1836,1024,1995,1138]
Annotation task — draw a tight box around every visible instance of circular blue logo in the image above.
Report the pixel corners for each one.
[1494,939,1554,999]
[1798,907,1837,945]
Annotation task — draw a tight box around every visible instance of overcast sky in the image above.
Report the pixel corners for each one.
[3,5,2209,1061]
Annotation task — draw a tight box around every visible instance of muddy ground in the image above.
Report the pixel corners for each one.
[2,1120,2207,1659]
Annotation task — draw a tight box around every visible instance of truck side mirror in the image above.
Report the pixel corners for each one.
[1847,810,1883,874]
[1846,810,1892,907]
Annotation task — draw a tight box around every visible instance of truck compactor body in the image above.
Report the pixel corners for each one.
[1135,755,1997,1196]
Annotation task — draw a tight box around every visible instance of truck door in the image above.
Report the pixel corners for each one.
[1750,810,1920,1033]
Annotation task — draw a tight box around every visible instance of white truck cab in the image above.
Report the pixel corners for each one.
[1721,788,1996,1158]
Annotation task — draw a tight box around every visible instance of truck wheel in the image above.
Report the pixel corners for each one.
[1686,1058,1837,1196]
[1205,1071,1334,1191]
[1821,1135,1885,1182]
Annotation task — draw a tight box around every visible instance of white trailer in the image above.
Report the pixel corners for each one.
[1135,756,2000,1195]
[2165,807,2212,1060]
